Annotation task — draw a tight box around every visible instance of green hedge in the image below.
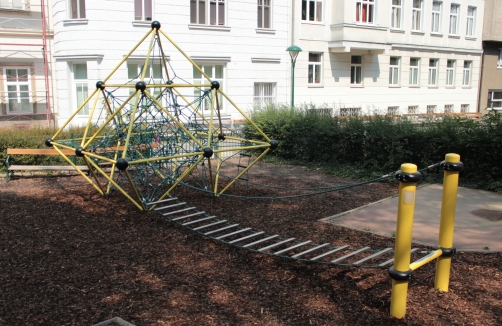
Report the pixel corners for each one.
[244,104,502,192]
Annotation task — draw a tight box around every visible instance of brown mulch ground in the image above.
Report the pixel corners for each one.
[1,161,501,325]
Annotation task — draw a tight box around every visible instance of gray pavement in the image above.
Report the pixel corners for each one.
[322,184,502,251]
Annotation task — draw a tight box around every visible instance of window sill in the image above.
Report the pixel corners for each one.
[255,28,275,35]
[388,85,401,88]
[301,21,324,26]
[188,24,231,32]
[132,21,153,27]
[63,19,89,26]
[430,32,443,37]
[411,31,425,35]
[409,85,420,88]
[465,36,477,41]
[448,35,461,39]
[350,85,364,88]
[428,86,439,89]
[445,86,456,89]
[390,28,405,34]
[462,86,472,89]
[0,7,30,14]
[308,84,324,88]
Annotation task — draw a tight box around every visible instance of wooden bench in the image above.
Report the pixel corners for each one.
[5,148,89,183]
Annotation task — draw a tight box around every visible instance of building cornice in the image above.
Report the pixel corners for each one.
[54,54,104,61]
[190,56,231,63]
[251,58,281,64]
[391,43,483,54]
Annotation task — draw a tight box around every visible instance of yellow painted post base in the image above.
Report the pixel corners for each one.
[390,279,409,318]
[435,256,452,291]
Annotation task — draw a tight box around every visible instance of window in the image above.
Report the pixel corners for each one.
[488,92,502,109]
[302,0,322,22]
[190,0,226,26]
[389,57,400,85]
[427,105,436,114]
[254,83,276,109]
[340,107,361,116]
[449,4,460,35]
[351,56,362,85]
[127,62,163,99]
[444,104,454,113]
[431,1,442,33]
[4,67,31,114]
[428,59,438,86]
[408,105,418,114]
[498,50,502,68]
[69,0,86,19]
[466,6,476,37]
[193,64,224,111]
[462,61,471,86]
[73,63,89,115]
[308,53,322,84]
[391,0,402,29]
[388,106,399,115]
[134,0,152,21]
[258,0,271,28]
[412,0,423,31]
[446,60,455,86]
[356,0,374,24]
[0,0,27,10]
[460,104,469,112]
[409,58,419,85]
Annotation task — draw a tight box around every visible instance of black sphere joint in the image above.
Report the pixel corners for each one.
[118,131,125,138]
[135,81,147,92]
[45,138,53,147]
[151,21,161,29]
[116,158,129,171]
[96,81,105,90]
[218,133,225,140]
[269,140,279,150]
[75,147,85,157]
[211,81,220,90]
[203,147,214,158]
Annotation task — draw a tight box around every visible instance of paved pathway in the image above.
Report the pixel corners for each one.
[322,184,502,251]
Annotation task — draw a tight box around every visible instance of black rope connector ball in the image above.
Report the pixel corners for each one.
[116,158,129,171]
[118,131,125,138]
[151,21,161,29]
[203,147,214,158]
[440,161,464,172]
[218,133,226,140]
[75,147,85,157]
[135,81,147,92]
[388,267,413,281]
[45,138,53,147]
[211,81,220,90]
[96,81,105,90]
[269,140,279,150]
[395,170,422,183]
[439,247,456,257]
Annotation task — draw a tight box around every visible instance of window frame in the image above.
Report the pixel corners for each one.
[253,82,276,109]
[391,0,402,29]
[462,61,471,86]
[301,0,323,23]
[257,0,272,29]
[134,0,153,22]
[428,59,438,86]
[427,105,437,114]
[431,1,442,34]
[411,0,423,31]
[350,55,363,86]
[389,57,400,86]
[488,91,502,109]
[308,52,323,85]
[0,0,28,10]
[466,6,476,37]
[3,67,32,114]
[444,104,454,113]
[409,58,420,86]
[449,3,460,35]
[193,63,225,112]
[446,59,455,86]
[72,63,90,116]
[190,0,226,26]
[356,0,375,24]
[69,0,86,19]
[498,49,502,68]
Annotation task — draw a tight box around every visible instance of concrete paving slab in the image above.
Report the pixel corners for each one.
[322,184,502,251]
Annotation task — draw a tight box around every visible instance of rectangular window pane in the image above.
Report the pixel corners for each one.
[316,2,322,22]
[79,0,86,19]
[71,0,79,19]
[145,0,152,21]
[134,0,142,20]
[215,65,223,79]
[199,0,206,24]
[264,6,270,28]
[74,63,87,79]
[193,66,202,79]
[12,0,23,9]
[351,55,362,64]
[302,0,307,20]
[190,0,197,23]
[309,0,315,21]
[218,1,225,25]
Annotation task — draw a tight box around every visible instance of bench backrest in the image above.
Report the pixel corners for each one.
[7,148,76,156]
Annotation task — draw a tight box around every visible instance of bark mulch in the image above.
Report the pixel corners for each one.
[1,160,501,325]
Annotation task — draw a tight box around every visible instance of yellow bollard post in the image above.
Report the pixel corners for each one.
[389,163,421,319]
[435,153,463,292]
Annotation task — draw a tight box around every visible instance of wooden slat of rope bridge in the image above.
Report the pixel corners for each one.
[148,197,429,269]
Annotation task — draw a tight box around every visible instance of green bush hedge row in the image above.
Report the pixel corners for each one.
[244,105,502,192]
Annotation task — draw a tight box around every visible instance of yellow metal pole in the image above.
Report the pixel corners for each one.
[389,163,421,319]
[435,153,463,292]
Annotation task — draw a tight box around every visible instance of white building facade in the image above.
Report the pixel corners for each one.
[291,0,485,115]
[52,0,291,127]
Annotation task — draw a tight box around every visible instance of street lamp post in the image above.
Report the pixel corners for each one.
[286,45,302,108]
